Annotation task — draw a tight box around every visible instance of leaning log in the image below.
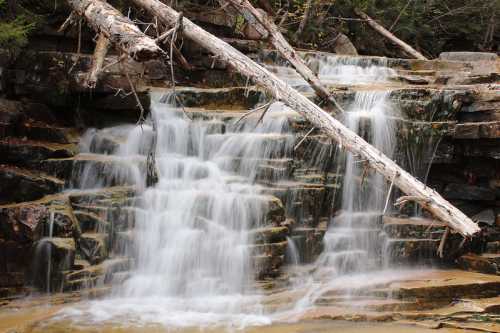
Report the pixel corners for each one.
[66,0,162,62]
[130,0,479,237]
[355,9,427,60]
[222,0,342,113]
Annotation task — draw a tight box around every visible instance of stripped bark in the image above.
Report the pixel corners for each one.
[221,0,343,113]
[354,9,427,60]
[86,33,110,88]
[66,0,162,62]
[129,0,480,237]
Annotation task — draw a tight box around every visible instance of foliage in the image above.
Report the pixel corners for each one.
[268,0,499,57]
[0,0,38,52]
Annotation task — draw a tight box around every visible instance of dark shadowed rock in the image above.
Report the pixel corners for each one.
[0,165,64,204]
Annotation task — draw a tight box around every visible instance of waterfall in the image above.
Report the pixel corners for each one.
[317,90,397,276]
[56,93,296,327]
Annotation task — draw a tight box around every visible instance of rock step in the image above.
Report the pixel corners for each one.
[2,119,79,144]
[252,254,285,279]
[78,233,109,265]
[457,253,500,275]
[331,211,383,229]
[383,216,446,239]
[74,210,110,233]
[387,270,500,300]
[0,138,77,166]
[39,154,146,187]
[314,296,420,311]
[384,238,440,263]
[63,257,131,290]
[453,121,500,139]
[0,165,65,204]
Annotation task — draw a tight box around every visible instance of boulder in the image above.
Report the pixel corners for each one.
[332,33,358,56]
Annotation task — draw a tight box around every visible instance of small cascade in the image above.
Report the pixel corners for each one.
[315,91,397,277]
[313,55,398,85]
[285,236,300,265]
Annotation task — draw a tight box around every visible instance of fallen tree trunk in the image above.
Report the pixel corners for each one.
[86,33,110,88]
[66,0,162,62]
[221,0,342,113]
[354,9,427,60]
[130,0,479,237]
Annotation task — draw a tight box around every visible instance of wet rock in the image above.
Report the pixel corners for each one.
[456,253,500,275]
[264,195,286,225]
[32,237,76,291]
[253,254,284,279]
[0,138,77,166]
[383,216,446,239]
[63,257,131,290]
[0,196,80,241]
[291,227,326,263]
[385,238,440,263]
[78,233,108,265]
[250,226,288,244]
[0,204,47,243]
[0,166,64,204]
[74,210,110,233]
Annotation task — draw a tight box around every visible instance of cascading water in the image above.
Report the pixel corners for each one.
[54,92,296,327]
[317,90,397,276]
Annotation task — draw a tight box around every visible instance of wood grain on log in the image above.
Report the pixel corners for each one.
[129,0,479,237]
[66,0,162,62]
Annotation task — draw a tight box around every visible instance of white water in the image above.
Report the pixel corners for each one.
[266,55,397,91]
[48,55,434,328]
[55,94,297,328]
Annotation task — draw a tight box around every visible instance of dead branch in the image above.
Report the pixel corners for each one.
[66,0,162,62]
[354,8,427,60]
[86,33,110,89]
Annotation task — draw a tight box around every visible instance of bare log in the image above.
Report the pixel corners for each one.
[86,33,110,88]
[221,0,343,113]
[66,0,162,62]
[129,0,480,237]
[354,9,427,60]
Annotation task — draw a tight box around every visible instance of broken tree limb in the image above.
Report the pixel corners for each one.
[354,9,427,60]
[66,0,162,62]
[221,0,344,113]
[129,0,480,237]
[86,33,110,89]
